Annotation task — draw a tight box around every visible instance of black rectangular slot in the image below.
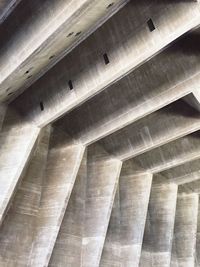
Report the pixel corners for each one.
[40,101,44,111]
[68,80,73,90]
[103,53,110,65]
[147,19,155,32]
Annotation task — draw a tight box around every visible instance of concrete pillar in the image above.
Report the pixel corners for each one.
[171,193,198,267]
[28,128,85,267]
[81,144,122,267]
[0,107,40,225]
[49,150,87,267]
[0,127,50,266]
[140,183,178,267]
[100,171,152,267]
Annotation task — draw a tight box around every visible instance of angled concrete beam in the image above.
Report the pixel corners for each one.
[125,131,200,174]
[99,99,200,160]
[170,193,198,267]
[0,0,21,24]
[50,31,200,146]
[100,171,152,267]
[28,128,85,267]
[49,150,87,267]
[81,144,122,267]
[0,127,50,266]
[12,6,200,127]
[0,0,128,102]
[140,183,178,267]
[0,107,40,225]
[184,89,200,112]
[155,158,200,185]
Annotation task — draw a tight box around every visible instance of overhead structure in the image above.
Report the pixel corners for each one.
[0,1,200,266]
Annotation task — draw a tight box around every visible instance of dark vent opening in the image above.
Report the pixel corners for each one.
[68,80,73,90]
[147,19,155,32]
[40,101,44,111]
[103,53,110,65]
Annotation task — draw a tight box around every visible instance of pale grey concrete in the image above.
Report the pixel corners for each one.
[100,171,152,267]
[0,0,128,102]
[28,127,85,267]
[126,131,200,173]
[0,127,50,266]
[49,150,87,267]
[82,144,122,267]
[140,182,178,267]
[0,107,39,226]
[171,193,198,267]
[12,4,200,127]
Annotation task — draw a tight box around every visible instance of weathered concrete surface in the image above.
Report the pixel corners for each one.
[0,107,40,225]
[155,158,200,185]
[82,144,122,267]
[140,183,178,267]
[127,131,200,173]
[100,171,152,267]
[49,150,87,267]
[13,6,200,127]
[0,126,50,266]
[99,99,200,160]
[171,193,198,267]
[28,128,85,267]
[0,0,128,102]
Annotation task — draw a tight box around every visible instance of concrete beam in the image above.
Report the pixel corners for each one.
[28,128,85,267]
[0,0,21,24]
[0,107,40,226]
[140,183,177,267]
[99,98,200,160]
[0,127,50,266]
[100,171,152,267]
[49,31,200,147]
[125,131,200,174]
[12,6,200,127]
[155,158,200,185]
[0,0,129,102]
[171,193,198,267]
[81,144,122,267]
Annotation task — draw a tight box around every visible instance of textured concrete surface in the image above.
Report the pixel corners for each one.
[29,128,84,267]
[12,2,200,127]
[100,171,152,267]
[82,144,122,267]
[0,0,128,102]
[49,150,87,267]
[171,193,198,267]
[0,126,50,266]
[0,1,200,266]
[0,107,39,225]
[140,183,178,267]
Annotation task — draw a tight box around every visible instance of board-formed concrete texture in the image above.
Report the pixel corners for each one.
[1,1,200,266]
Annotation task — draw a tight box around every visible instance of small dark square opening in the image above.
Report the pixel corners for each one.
[68,80,73,90]
[40,101,44,111]
[103,53,110,65]
[147,19,155,32]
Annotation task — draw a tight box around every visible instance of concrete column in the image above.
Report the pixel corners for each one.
[81,144,122,267]
[28,128,85,267]
[171,193,198,267]
[0,127,50,266]
[0,107,40,225]
[100,171,152,267]
[140,183,178,267]
[49,150,87,267]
